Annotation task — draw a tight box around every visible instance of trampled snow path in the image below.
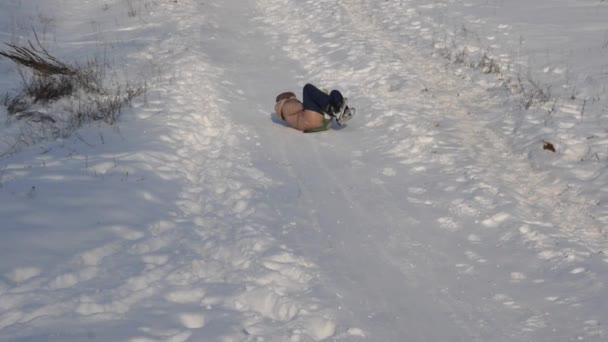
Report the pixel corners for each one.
[250,0,606,340]
[1,0,607,341]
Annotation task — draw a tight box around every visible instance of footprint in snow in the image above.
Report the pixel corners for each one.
[467,234,481,243]
[179,312,206,329]
[510,272,527,283]
[7,267,41,283]
[382,167,397,176]
[438,217,460,232]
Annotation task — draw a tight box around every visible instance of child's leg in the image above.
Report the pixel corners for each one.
[329,90,344,110]
[302,83,330,113]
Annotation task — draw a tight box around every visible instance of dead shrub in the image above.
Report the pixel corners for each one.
[20,71,75,104]
[477,53,501,74]
[0,33,144,147]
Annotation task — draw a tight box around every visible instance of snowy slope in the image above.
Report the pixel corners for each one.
[1,0,607,341]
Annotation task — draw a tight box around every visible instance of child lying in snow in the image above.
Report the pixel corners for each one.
[274,83,354,132]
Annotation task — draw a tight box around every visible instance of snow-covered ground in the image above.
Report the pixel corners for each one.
[0,0,607,341]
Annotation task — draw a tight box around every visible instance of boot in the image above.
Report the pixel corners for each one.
[332,98,355,126]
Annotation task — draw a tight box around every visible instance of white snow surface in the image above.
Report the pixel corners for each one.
[1,0,607,341]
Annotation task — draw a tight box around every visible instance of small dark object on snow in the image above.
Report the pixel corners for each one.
[543,141,556,152]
